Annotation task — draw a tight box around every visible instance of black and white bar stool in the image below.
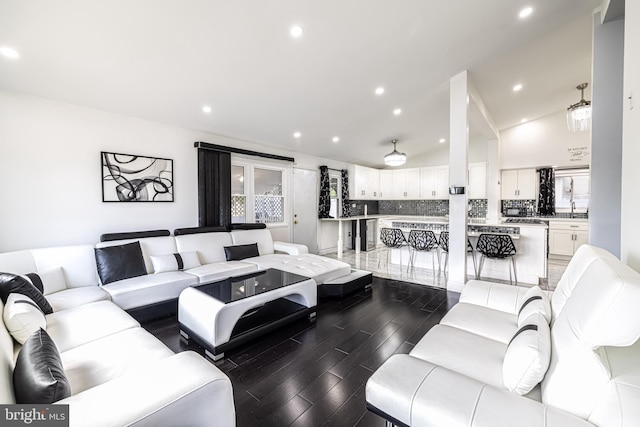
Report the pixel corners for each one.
[476,233,518,285]
[406,229,439,273]
[378,227,408,270]
[437,231,478,279]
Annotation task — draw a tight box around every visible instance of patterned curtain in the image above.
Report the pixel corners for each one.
[341,169,350,218]
[537,168,555,216]
[318,166,331,218]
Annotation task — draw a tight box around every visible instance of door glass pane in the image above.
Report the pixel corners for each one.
[231,165,246,223]
[254,168,284,223]
[329,176,339,218]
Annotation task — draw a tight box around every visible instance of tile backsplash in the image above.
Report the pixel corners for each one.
[349,199,487,218]
[501,199,537,216]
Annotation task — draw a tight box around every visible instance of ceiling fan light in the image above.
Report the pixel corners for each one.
[384,139,407,166]
[567,83,592,132]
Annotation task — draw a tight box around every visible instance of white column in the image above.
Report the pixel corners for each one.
[448,71,470,292]
[486,138,501,222]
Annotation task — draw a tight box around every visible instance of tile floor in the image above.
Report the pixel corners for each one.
[327,247,568,292]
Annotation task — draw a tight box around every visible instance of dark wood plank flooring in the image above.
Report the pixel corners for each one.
[143,277,459,427]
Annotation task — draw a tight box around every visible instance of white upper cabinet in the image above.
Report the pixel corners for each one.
[420,166,449,199]
[392,168,420,199]
[501,168,537,200]
[468,162,487,199]
[379,170,394,200]
[349,165,380,199]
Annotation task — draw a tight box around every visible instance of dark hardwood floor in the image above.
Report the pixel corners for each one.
[143,277,460,427]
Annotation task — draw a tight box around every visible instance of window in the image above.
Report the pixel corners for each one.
[554,168,589,213]
[231,165,246,223]
[231,159,289,226]
[254,168,284,223]
[329,173,341,219]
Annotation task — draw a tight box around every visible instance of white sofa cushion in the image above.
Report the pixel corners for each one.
[150,252,201,273]
[45,301,139,352]
[503,311,551,395]
[185,261,258,284]
[175,232,234,264]
[101,271,198,310]
[22,267,67,295]
[46,287,110,312]
[30,245,98,289]
[459,279,530,315]
[439,302,517,344]
[550,244,618,319]
[61,327,174,395]
[410,324,507,389]
[243,253,351,285]
[518,286,552,326]
[3,293,46,344]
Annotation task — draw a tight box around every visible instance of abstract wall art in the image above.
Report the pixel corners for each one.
[101,152,174,202]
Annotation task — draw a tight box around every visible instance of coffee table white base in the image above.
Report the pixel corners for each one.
[178,277,317,360]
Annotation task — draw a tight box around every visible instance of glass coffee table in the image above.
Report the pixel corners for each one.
[178,268,317,361]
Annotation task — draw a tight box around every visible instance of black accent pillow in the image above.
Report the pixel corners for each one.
[0,272,53,315]
[13,328,71,404]
[94,241,147,285]
[224,243,260,261]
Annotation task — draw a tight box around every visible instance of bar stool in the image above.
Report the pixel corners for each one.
[438,231,478,278]
[406,230,439,273]
[378,228,407,270]
[476,233,518,285]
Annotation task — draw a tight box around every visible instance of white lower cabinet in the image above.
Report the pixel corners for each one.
[549,221,589,257]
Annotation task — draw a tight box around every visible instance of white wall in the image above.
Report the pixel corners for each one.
[0,90,347,252]
[621,1,640,270]
[500,110,591,169]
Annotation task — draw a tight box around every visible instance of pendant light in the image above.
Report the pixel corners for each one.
[566,83,591,132]
[384,139,406,167]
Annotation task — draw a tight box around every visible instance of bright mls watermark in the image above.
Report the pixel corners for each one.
[1,405,69,426]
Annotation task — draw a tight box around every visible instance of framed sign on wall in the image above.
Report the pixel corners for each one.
[101,151,174,202]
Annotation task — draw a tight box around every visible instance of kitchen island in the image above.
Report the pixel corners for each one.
[376,217,547,285]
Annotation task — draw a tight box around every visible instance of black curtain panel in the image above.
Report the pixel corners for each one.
[197,148,231,227]
[341,169,350,218]
[318,166,331,218]
[537,168,555,216]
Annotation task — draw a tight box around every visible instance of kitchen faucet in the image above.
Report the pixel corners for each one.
[571,201,576,218]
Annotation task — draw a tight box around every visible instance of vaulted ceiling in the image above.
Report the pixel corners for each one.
[0,0,599,167]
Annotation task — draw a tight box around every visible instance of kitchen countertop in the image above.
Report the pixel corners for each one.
[321,215,587,226]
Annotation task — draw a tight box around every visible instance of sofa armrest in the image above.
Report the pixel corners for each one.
[459,280,530,315]
[273,241,309,255]
[366,354,593,427]
[60,352,235,427]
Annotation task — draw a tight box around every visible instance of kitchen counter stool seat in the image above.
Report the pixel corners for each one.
[438,231,478,279]
[378,227,408,270]
[406,230,439,273]
[476,233,518,285]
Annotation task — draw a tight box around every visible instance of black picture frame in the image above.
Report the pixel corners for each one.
[101,151,174,202]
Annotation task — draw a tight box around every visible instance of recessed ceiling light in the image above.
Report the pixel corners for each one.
[202,105,212,113]
[439,138,446,144]
[0,46,19,59]
[519,7,533,19]
[290,25,304,38]
[332,136,340,143]
[393,108,402,116]
[293,132,301,138]
[521,118,528,123]
[375,87,385,96]
[513,84,523,92]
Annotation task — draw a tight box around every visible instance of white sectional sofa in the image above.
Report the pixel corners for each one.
[366,244,640,427]
[0,223,363,426]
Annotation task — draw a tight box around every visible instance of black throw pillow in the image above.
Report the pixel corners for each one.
[0,272,53,314]
[224,243,260,261]
[94,241,147,285]
[13,328,71,404]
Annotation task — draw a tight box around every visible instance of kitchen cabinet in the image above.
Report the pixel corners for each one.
[468,162,487,199]
[501,168,537,200]
[379,170,394,199]
[549,221,589,257]
[420,166,449,199]
[349,165,379,199]
[392,168,421,199]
